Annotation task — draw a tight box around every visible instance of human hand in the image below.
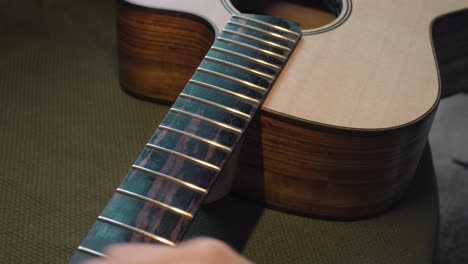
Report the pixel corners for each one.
[83,237,252,264]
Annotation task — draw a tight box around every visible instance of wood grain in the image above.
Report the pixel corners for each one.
[118,2,215,102]
[232,111,434,218]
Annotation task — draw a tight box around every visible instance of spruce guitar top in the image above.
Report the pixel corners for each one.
[70,0,468,262]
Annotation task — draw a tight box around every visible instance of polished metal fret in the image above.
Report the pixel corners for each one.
[217,37,287,60]
[227,21,296,43]
[223,29,291,52]
[116,188,193,218]
[180,93,251,119]
[97,216,175,247]
[169,108,242,134]
[146,143,221,172]
[189,79,260,104]
[132,165,207,194]
[159,125,232,152]
[197,68,268,92]
[77,246,107,258]
[204,56,274,80]
[232,14,301,37]
[211,47,280,71]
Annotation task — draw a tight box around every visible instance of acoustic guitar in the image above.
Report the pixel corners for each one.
[70,0,468,262]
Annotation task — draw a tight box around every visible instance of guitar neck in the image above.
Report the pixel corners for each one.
[70,13,301,263]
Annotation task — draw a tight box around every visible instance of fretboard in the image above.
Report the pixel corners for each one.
[70,13,301,263]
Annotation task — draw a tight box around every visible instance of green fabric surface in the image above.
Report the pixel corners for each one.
[0,0,437,263]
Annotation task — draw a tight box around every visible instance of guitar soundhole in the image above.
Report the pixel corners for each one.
[229,0,342,30]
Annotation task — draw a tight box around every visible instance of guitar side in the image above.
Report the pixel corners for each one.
[117,0,464,218]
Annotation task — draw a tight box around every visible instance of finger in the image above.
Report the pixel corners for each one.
[177,238,252,264]
[104,243,177,263]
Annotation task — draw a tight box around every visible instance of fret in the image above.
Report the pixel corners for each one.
[132,148,218,191]
[183,83,256,117]
[174,93,250,130]
[161,112,240,149]
[97,216,175,247]
[217,37,287,61]
[169,108,242,134]
[227,21,296,43]
[189,79,260,104]
[75,221,153,262]
[159,125,232,152]
[131,165,207,193]
[122,164,209,216]
[115,188,193,218]
[210,47,280,71]
[198,60,270,92]
[223,29,292,52]
[77,246,107,258]
[211,42,283,75]
[99,189,197,241]
[232,14,301,37]
[180,93,251,119]
[146,143,221,172]
[208,47,278,77]
[197,68,268,92]
[204,56,274,80]
[150,126,230,169]
[191,71,265,101]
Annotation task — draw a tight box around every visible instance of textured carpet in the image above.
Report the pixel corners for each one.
[0,0,466,264]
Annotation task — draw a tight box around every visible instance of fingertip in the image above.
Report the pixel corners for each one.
[181,238,252,264]
[103,243,126,256]
[181,237,236,257]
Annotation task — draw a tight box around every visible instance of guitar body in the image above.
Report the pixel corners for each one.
[117,0,467,218]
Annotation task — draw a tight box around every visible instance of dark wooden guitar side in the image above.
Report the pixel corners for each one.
[69,0,468,262]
